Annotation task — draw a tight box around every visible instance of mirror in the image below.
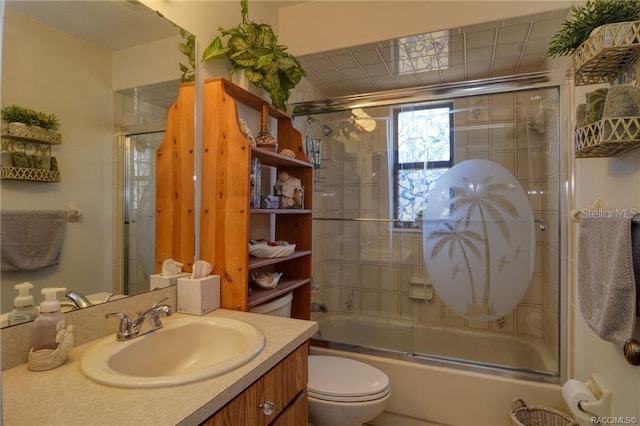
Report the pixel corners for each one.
[0,0,195,324]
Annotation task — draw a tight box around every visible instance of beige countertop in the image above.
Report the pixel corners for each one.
[2,309,317,426]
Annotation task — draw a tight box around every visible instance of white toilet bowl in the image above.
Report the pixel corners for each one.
[308,355,390,426]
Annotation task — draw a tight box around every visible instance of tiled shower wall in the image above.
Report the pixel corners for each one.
[311,88,560,368]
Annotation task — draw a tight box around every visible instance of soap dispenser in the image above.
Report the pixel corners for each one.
[32,287,66,351]
[8,282,38,326]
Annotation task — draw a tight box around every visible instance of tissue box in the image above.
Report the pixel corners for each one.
[177,275,220,315]
[150,272,190,291]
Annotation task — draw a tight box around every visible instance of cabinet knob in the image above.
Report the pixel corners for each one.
[624,338,640,366]
[259,400,275,416]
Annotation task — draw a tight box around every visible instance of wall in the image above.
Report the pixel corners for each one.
[1,9,114,311]
[569,73,640,416]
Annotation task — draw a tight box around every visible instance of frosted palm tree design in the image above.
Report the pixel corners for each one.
[448,176,519,316]
[428,220,483,315]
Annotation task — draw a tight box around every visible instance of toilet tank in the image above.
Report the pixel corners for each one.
[249,292,293,317]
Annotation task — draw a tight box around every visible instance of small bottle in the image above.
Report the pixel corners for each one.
[8,282,38,326]
[32,287,66,351]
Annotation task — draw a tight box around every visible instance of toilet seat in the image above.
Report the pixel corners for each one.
[308,356,390,403]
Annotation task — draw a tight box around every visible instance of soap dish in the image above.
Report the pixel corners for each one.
[251,272,283,289]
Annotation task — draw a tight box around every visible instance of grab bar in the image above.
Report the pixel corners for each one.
[313,217,399,223]
[314,217,548,231]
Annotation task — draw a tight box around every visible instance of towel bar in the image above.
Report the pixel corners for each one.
[65,205,81,222]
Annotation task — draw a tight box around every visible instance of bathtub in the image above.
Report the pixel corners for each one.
[311,312,567,426]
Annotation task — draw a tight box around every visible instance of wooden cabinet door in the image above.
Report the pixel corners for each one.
[202,343,308,426]
[270,390,308,426]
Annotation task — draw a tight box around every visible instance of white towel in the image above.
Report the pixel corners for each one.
[577,216,636,344]
[1,210,67,271]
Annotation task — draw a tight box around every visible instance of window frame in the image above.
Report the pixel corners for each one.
[392,102,455,228]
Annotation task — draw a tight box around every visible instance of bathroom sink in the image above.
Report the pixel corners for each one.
[80,316,265,388]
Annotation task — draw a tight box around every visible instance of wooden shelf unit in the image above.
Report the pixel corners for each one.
[201,78,312,320]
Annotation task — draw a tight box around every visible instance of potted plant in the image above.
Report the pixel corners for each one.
[1,105,59,131]
[201,0,306,111]
[547,0,640,57]
[178,28,196,83]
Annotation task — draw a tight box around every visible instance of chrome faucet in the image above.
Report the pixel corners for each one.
[311,302,328,313]
[106,298,174,341]
[65,290,94,309]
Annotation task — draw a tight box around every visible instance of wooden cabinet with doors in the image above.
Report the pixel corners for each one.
[201,78,312,320]
[202,343,308,426]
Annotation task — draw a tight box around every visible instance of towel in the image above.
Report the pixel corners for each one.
[1,210,66,271]
[632,220,640,317]
[577,216,636,344]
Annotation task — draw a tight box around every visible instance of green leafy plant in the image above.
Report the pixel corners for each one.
[201,0,306,110]
[1,105,60,131]
[178,28,196,83]
[547,0,640,57]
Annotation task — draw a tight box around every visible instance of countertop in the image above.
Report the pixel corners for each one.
[2,309,317,426]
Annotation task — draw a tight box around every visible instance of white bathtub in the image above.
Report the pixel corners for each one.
[311,313,567,426]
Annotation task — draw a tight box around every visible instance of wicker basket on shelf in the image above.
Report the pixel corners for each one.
[509,398,578,426]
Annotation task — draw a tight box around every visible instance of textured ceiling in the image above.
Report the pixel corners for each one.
[298,7,570,98]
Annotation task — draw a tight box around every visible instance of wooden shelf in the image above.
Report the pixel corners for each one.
[252,146,312,168]
[202,78,312,319]
[573,20,640,86]
[250,208,312,214]
[248,277,311,308]
[249,250,312,269]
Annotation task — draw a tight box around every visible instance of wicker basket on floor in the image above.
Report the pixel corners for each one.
[509,398,578,426]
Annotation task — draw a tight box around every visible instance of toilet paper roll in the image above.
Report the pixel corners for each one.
[562,379,597,422]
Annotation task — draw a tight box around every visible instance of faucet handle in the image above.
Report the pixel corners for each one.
[105,312,134,340]
[152,297,170,308]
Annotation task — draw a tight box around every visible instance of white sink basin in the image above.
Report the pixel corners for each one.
[80,316,265,388]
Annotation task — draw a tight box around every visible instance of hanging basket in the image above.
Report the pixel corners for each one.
[509,398,578,426]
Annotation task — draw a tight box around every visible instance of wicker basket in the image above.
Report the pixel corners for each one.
[509,398,578,426]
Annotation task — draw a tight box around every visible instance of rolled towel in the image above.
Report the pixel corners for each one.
[602,85,640,118]
[576,103,587,128]
[586,88,608,124]
[11,152,29,168]
[602,85,640,140]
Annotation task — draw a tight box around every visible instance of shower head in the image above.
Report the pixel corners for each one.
[308,116,334,137]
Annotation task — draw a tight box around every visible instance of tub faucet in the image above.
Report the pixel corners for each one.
[311,302,328,313]
[65,290,93,309]
[105,299,174,341]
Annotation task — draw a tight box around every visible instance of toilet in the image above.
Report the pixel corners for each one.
[307,355,390,426]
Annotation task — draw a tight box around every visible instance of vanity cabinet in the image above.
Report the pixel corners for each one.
[201,78,312,320]
[202,342,308,426]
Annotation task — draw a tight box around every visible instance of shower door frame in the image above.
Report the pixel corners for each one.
[293,70,571,384]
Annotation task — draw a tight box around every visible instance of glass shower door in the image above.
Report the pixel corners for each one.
[123,130,164,295]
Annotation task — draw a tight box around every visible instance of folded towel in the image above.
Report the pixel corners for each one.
[632,220,640,317]
[1,210,67,271]
[577,216,636,344]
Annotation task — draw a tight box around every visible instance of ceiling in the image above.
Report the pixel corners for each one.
[297,7,570,98]
[5,0,179,52]
[6,2,571,103]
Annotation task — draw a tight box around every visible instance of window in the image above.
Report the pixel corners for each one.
[393,103,454,227]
